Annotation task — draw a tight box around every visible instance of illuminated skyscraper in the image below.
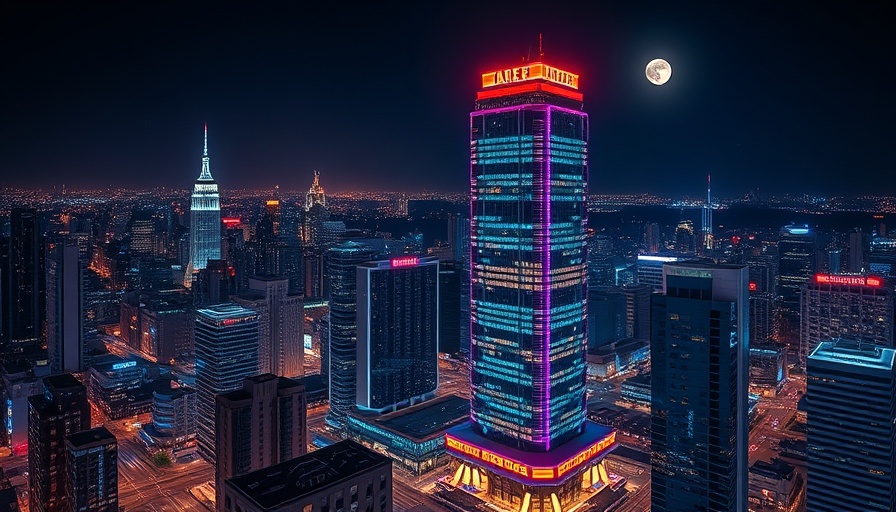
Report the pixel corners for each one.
[189,124,221,274]
[446,55,616,511]
[702,174,713,251]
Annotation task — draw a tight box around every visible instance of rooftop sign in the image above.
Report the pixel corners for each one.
[482,62,579,90]
[390,256,420,268]
[814,274,882,287]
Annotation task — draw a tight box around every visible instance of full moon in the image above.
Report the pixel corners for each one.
[646,58,672,85]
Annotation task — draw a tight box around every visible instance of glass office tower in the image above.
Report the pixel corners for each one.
[446,58,616,512]
[189,124,221,272]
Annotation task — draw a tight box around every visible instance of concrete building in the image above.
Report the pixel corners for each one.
[65,427,118,512]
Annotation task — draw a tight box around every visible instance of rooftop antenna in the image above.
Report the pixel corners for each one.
[539,33,544,60]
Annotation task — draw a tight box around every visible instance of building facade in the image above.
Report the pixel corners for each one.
[65,427,118,512]
[233,276,304,378]
[28,374,91,512]
[446,58,617,512]
[215,374,307,510]
[189,124,221,273]
[46,241,85,373]
[194,303,260,461]
[356,256,439,413]
[650,262,749,512]
[806,340,895,511]
[799,273,894,364]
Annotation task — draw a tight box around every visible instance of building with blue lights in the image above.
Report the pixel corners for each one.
[446,58,617,512]
[650,262,750,512]
[806,340,895,512]
[356,256,439,413]
[65,427,118,512]
[189,124,221,274]
[194,303,259,461]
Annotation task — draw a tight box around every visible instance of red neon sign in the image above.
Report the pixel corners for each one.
[390,256,419,268]
[749,282,757,292]
[814,274,882,287]
[222,217,241,226]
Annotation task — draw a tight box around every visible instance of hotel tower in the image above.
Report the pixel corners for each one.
[189,124,221,274]
[446,53,617,512]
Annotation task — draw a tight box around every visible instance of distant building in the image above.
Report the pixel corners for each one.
[651,262,749,512]
[46,241,85,373]
[438,261,461,354]
[139,294,194,363]
[28,374,91,512]
[347,394,468,476]
[621,283,652,342]
[356,256,439,413]
[750,346,785,397]
[620,374,651,406]
[2,208,42,349]
[65,427,118,512]
[748,458,804,512]
[799,273,894,365]
[777,224,816,345]
[215,374,307,510]
[139,385,197,459]
[221,439,392,512]
[1,361,45,453]
[636,255,680,291]
[194,303,260,461]
[869,235,896,278]
[87,355,143,420]
[587,286,626,350]
[189,125,221,273]
[806,340,895,511]
[233,275,304,378]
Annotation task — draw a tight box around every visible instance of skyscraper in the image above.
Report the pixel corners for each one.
[702,174,714,252]
[215,373,307,510]
[806,340,895,511]
[189,124,221,274]
[650,262,749,512]
[799,273,893,364]
[446,56,616,511]
[233,275,304,378]
[46,241,84,373]
[356,256,439,413]
[65,426,118,512]
[325,241,375,430]
[28,373,91,512]
[1,208,42,348]
[194,303,260,461]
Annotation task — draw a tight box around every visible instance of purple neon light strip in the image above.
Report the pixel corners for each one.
[469,111,476,424]
[542,106,552,450]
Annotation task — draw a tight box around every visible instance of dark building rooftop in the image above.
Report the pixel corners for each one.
[67,426,116,449]
[749,458,795,481]
[44,373,82,391]
[352,394,469,442]
[226,439,390,510]
[296,374,327,402]
[623,373,651,387]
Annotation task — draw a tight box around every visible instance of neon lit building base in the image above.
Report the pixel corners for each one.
[445,422,617,512]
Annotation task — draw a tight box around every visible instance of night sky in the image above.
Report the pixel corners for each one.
[1,2,893,197]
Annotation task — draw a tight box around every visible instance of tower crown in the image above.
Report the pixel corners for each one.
[197,124,214,181]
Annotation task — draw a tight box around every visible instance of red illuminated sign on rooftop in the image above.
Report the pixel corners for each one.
[390,256,419,268]
[814,274,882,287]
[222,217,241,226]
[749,282,758,292]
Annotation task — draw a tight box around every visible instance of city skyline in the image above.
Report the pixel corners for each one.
[2,3,893,197]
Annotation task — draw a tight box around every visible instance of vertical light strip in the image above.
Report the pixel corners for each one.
[542,106,552,449]
[468,111,476,423]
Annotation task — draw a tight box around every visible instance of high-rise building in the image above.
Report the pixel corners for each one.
[636,255,680,292]
[194,303,259,461]
[220,439,392,512]
[233,276,304,378]
[587,286,627,350]
[445,56,617,512]
[806,340,895,511]
[702,175,714,252]
[356,256,439,413]
[869,235,896,278]
[65,426,118,512]
[46,241,84,373]
[621,283,653,342]
[189,124,222,274]
[650,262,749,512]
[28,373,91,512]
[215,373,307,510]
[326,241,375,430]
[140,385,197,458]
[438,261,462,354]
[2,208,42,348]
[848,228,869,273]
[777,224,816,310]
[799,273,893,365]
[645,222,661,254]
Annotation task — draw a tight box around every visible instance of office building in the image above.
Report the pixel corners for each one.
[139,385,197,459]
[750,290,776,345]
[326,241,375,430]
[587,286,627,350]
[87,355,143,420]
[46,241,84,373]
[215,373,307,509]
[777,224,816,346]
[650,262,749,512]
[799,273,894,364]
[1,208,42,349]
[356,256,439,413]
[749,345,785,397]
[1,361,45,454]
[194,303,259,461]
[189,124,222,274]
[139,294,194,363]
[621,283,652,342]
[446,57,617,512]
[637,255,679,292]
[28,374,91,512]
[869,235,896,278]
[438,261,461,354]
[221,439,392,512]
[240,275,304,378]
[747,458,804,512]
[848,229,869,273]
[65,427,118,512]
[806,340,895,511]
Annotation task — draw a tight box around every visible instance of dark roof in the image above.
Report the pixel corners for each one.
[366,395,469,441]
[750,458,795,480]
[66,426,116,449]
[623,373,651,386]
[44,373,82,390]
[226,440,390,509]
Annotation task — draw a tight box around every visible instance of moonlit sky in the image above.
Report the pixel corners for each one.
[1,2,892,197]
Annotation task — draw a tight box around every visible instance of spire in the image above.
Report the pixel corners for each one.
[197,124,213,181]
